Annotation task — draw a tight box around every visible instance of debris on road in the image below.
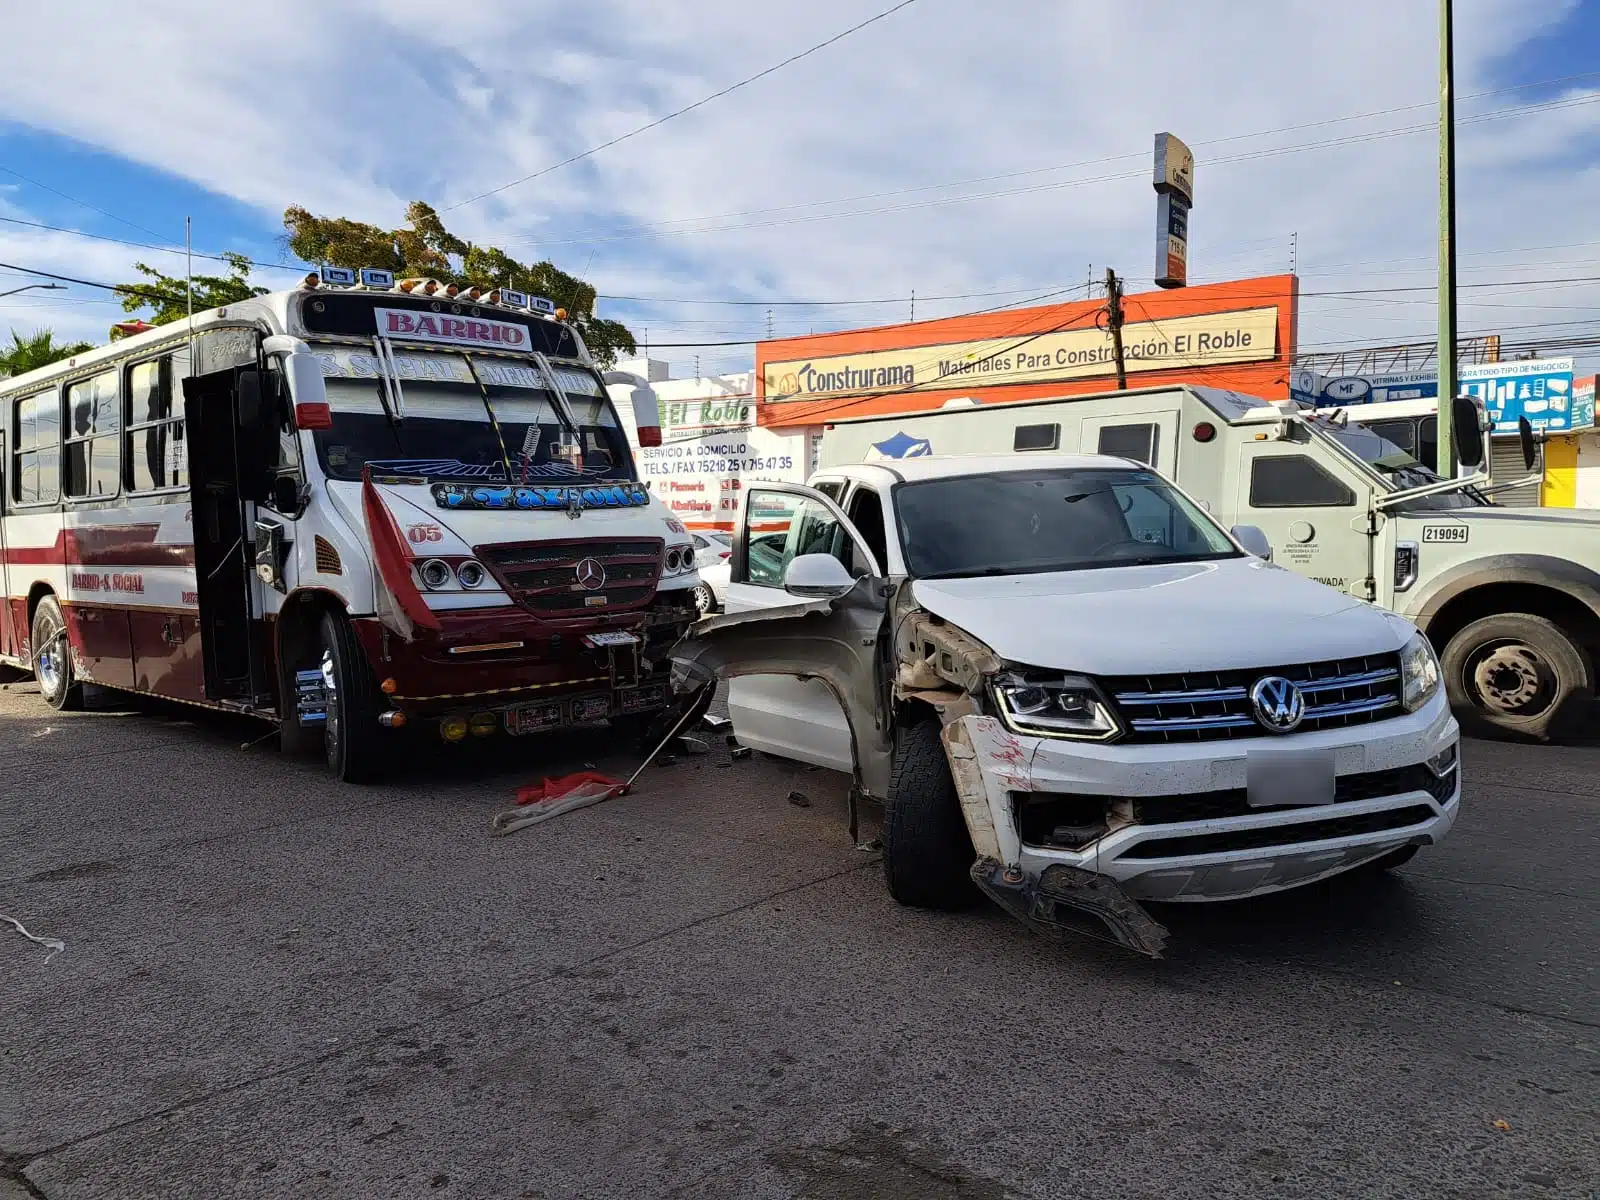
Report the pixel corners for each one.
[730,746,753,761]
[787,790,812,808]
[1,913,65,963]
[1493,1119,1513,1132]
[700,713,731,731]
[676,735,710,755]
[491,772,626,837]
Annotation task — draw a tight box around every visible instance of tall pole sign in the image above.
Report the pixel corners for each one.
[1153,132,1194,289]
[1436,0,1458,475]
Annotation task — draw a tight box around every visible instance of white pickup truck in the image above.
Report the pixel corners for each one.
[671,453,1460,956]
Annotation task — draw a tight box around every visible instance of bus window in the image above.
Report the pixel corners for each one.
[127,356,189,493]
[1364,418,1415,454]
[66,370,121,499]
[11,390,60,505]
[1419,416,1438,469]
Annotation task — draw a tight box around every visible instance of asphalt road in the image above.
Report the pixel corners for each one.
[1,677,1595,1200]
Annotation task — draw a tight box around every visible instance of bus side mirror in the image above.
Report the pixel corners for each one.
[1451,395,1485,469]
[1517,415,1537,472]
[234,369,278,504]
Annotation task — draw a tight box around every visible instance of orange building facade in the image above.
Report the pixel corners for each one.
[755,274,1300,429]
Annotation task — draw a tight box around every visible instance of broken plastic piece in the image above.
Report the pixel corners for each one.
[491,771,625,837]
[730,745,753,760]
[971,858,1169,959]
[700,713,731,731]
[787,790,811,808]
[675,735,709,756]
[2,913,66,962]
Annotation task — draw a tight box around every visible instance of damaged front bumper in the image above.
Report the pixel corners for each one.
[945,697,1460,957]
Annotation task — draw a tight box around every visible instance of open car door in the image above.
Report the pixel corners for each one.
[669,481,894,800]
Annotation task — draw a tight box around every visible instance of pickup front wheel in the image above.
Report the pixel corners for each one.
[882,719,978,910]
[1441,613,1593,742]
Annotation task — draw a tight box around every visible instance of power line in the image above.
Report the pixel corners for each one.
[505,75,1600,247]
[0,214,306,274]
[0,164,174,243]
[600,283,1075,307]
[0,260,166,303]
[445,0,925,212]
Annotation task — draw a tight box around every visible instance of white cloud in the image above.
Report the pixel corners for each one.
[0,0,1596,376]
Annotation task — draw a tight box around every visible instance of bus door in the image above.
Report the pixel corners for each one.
[0,427,11,661]
[182,367,272,704]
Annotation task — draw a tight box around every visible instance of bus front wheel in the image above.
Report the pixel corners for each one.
[31,596,83,712]
[317,610,385,783]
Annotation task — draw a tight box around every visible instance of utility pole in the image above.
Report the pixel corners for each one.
[1289,231,1298,276]
[1104,268,1128,390]
[909,289,915,322]
[1436,0,1458,476]
[765,309,774,340]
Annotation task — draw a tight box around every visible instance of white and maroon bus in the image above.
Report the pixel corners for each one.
[0,267,703,780]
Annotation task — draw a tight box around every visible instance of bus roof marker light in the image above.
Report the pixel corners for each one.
[529,295,556,315]
[554,308,568,321]
[302,272,321,288]
[360,267,395,289]
[320,265,357,287]
[499,288,528,309]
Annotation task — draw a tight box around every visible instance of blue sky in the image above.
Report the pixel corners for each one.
[2,0,1598,378]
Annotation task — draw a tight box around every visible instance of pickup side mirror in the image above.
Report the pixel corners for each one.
[784,553,857,598]
[1517,415,1537,472]
[1451,395,1485,469]
[1231,525,1274,561]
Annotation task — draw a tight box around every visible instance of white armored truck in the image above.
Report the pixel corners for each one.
[815,385,1596,741]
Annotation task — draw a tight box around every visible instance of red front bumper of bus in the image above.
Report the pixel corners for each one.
[350,602,689,723]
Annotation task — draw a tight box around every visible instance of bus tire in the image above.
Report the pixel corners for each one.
[317,610,385,783]
[31,595,83,712]
[882,718,978,911]
[1441,613,1593,742]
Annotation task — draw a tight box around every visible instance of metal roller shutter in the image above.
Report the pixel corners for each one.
[1490,438,1542,508]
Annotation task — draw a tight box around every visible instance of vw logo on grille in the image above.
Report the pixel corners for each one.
[574,557,607,591]
[1249,675,1305,733]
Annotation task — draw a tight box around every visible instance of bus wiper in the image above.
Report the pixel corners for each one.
[531,351,586,471]
[458,353,517,485]
[371,336,406,427]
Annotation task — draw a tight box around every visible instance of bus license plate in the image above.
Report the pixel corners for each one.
[504,702,564,736]
[617,685,666,713]
[570,694,612,724]
[584,631,640,648]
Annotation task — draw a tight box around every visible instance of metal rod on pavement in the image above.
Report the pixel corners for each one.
[618,685,712,795]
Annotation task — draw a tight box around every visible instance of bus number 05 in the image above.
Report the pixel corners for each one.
[407,524,443,544]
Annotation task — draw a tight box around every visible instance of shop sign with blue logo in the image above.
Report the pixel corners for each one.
[1293,358,1581,433]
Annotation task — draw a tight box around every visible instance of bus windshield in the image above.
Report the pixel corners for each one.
[1305,416,1487,510]
[311,348,633,483]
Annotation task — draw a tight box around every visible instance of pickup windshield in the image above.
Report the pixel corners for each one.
[1308,417,1486,510]
[896,467,1241,579]
[311,347,633,483]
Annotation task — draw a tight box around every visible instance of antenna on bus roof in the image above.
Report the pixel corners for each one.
[185,216,195,361]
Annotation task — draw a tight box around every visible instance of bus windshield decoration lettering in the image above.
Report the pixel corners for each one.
[431,482,651,511]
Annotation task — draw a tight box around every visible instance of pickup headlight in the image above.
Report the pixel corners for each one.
[1400,631,1441,712]
[993,672,1122,740]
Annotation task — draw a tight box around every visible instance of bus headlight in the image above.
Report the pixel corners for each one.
[418,559,453,590]
[1400,631,1441,712]
[456,560,487,589]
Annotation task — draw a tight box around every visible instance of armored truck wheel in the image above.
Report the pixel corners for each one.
[1441,613,1593,742]
[882,719,978,910]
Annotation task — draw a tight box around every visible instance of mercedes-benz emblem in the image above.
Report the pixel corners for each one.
[574,558,607,591]
[1249,675,1305,733]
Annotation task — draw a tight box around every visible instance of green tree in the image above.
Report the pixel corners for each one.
[116,251,268,325]
[0,328,94,378]
[283,201,637,366]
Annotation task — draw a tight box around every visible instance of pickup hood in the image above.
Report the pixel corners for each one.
[910,557,1412,676]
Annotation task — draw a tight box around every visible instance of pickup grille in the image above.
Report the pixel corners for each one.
[1106,652,1403,743]
[477,538,663,617]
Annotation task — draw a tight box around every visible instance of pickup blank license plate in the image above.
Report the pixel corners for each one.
[1246,747,1336,808]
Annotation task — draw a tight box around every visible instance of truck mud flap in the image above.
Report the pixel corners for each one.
[971,858,1170,959]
